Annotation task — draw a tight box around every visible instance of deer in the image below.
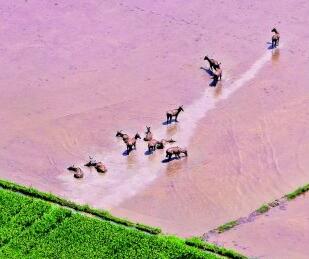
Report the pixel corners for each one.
[148,138,176,153]
[165,146,188,160]
[143,126,153,141]
[84,156,97,167]
[95,162,107,173]
[125,133,141,152]
[204,55,221,71]
[84,157,107,173]
[115,130,129,142]
[166,106,184,124]
[271,28,280,48]
[67,165,84,179]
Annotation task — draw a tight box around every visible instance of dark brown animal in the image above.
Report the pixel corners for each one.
[165,146,188,160]
[143,126,153,141]
[271,28,280,48]
[126,133,141,152]
[95,162,107,173]
[166,106,184,124]
[67,165,84,179]
[84,157,97,167]
[204,55,221,71]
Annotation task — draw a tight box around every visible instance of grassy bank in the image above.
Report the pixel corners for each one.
[0,179,246,258]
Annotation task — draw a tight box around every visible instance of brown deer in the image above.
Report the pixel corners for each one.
[67,165,84,179]
[166,106,184,124]
[143,126,153,141]
[95,162,107,173]
[271,28,280,48]
[148,138,176,152]
[165,146,188,160]
[204,55,221,71]
[125,133,141,152]
[116,130,129,142]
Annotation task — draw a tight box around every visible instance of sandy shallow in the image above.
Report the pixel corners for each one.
[0,0,309,256]
[208,195,309,259]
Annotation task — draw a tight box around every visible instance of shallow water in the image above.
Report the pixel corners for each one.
[1,1,309,257]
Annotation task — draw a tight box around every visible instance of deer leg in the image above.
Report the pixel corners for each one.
[175,115,178,122]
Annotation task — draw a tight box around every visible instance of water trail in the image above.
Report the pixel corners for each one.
[58,47,281,209]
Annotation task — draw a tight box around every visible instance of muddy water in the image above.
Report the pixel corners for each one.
[1,0,309,252]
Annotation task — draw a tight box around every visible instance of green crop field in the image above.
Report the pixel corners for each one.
[0,180,246,259]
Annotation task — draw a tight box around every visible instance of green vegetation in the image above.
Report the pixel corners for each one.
[217,221,238,233]
[256,204,270,214]
[0,179,246,258]
[285,183,309,200]
[186,237,247,259]
[0,179,160,234]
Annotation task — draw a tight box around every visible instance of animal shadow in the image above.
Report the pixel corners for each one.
[144,150,153,156]
[122,150,131,156]
[200,66,214,76]
[161,157,180,163]
[162,119,178,125]
[200,67,218,87]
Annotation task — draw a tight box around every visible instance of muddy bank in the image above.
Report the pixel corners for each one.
[0,0,309,247]
[207,194,309,259]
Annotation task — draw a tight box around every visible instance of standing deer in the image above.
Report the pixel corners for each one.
[143,126,153,141]
[204,55,221,71]
[125,133,141,152]
[166,106,184,124]
[271,28,280,48]
[116,130,129,142]
[165,146,188,160]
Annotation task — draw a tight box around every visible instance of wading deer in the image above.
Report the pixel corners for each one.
[166,106,184,124]
[143,126,153,141]
[271,28,280,48]
[125,133,141,152]
[84,156,97,167]
[148,138,176,152]
[67,165,84,179]
[165,146,188,160]
[95,162,107,173]
[204,55,221,71]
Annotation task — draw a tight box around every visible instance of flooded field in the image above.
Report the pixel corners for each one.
[1,0,309,257]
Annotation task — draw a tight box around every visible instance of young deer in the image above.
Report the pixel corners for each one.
[166,106,184,124]
[143,126,153,141]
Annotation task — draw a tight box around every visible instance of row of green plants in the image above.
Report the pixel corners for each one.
[0,179,246,259]
[0,188,217,258]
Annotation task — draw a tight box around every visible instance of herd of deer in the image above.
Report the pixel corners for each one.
[67,29,280,179]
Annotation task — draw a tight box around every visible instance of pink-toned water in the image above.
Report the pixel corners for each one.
[1,1,309,257]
